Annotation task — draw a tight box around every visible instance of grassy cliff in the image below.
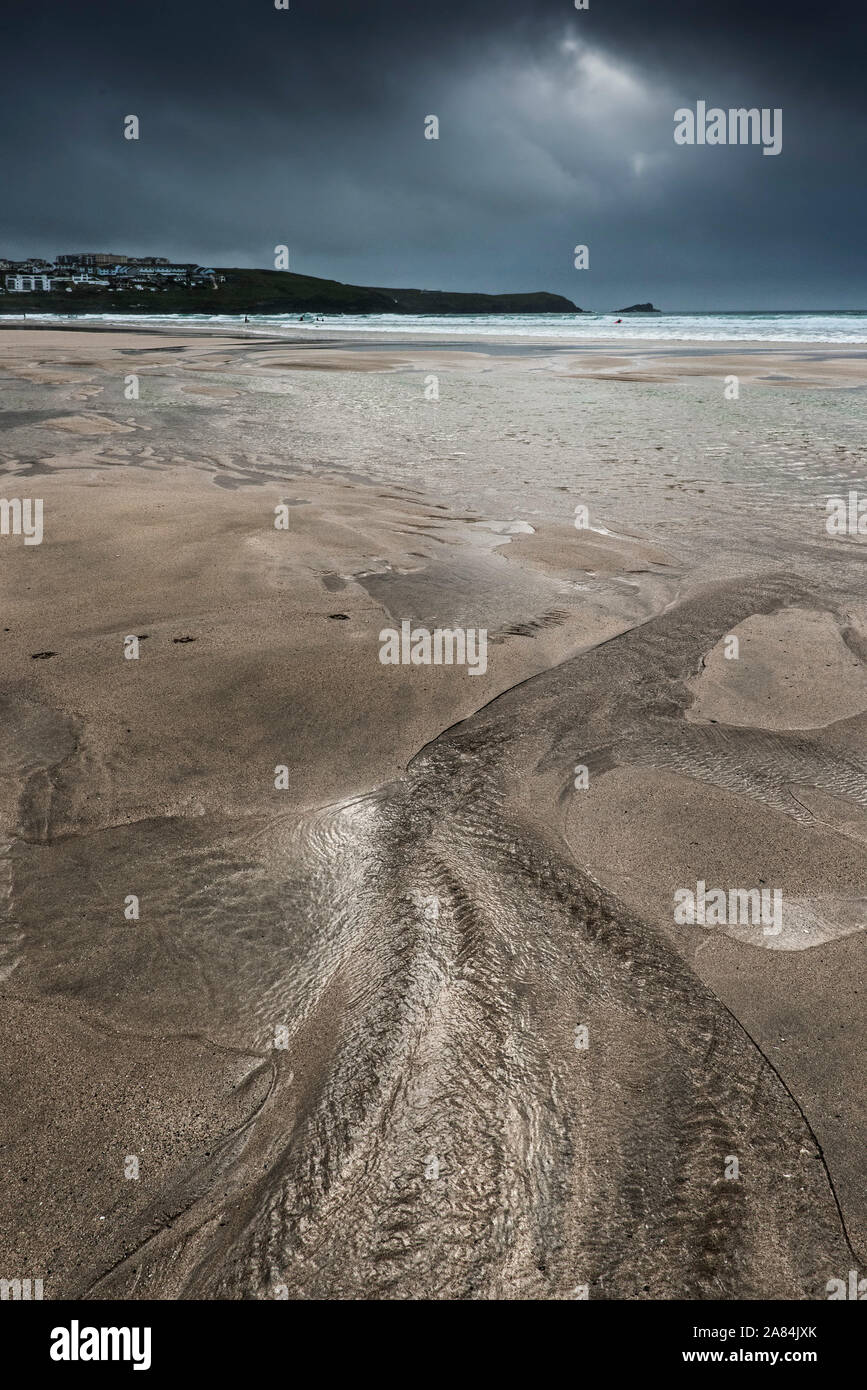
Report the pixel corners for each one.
[0,267,580,316]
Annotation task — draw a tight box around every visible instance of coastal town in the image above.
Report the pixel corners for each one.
[0,252,223,294]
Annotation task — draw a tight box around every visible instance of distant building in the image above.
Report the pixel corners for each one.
[5,274,52,292]
[3,254,223,293]
[56,253,128,267]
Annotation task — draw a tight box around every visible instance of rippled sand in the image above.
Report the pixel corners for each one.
[0,328,864,1299]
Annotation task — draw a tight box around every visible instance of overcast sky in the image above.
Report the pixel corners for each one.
[1,0,863,308]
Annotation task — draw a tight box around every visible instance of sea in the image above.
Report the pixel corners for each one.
[10,309,867,343]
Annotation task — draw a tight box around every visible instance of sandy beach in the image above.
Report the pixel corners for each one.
[0,325,864,1299]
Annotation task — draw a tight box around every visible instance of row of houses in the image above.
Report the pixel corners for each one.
[1,253,224,293]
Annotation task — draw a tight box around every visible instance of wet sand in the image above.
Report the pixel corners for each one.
[0,328,864,1298]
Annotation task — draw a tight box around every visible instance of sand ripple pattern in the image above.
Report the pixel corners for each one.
[88,574,860,1300]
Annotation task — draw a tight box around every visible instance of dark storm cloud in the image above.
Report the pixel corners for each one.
[1,0,864,306]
